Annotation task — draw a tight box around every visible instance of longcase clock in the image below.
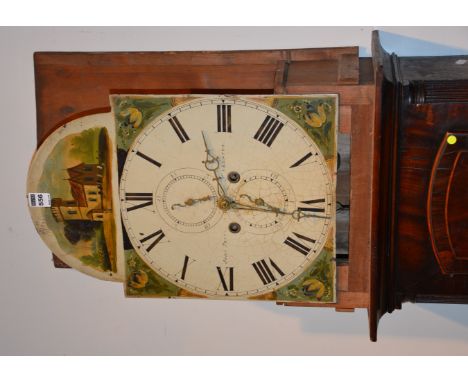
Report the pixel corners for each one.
[27,31,468,341]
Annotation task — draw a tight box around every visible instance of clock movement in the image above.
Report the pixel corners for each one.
[27,31,468,341]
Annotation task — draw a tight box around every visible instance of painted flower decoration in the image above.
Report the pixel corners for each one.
[120,107,143,129]
[128,270,149,289]
[304,103,330,129]
[302,278,326,300]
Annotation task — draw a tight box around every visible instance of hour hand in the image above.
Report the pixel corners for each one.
[239,194,281,213]
[228,198,279,214]
[234,194,330,221]
[290,209,330,221]
[171,195,216,210]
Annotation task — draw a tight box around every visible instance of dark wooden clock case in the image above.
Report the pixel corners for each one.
[33,31,468,341]
[373,33,468,335]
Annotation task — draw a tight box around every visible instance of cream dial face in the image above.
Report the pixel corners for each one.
[119,96,334,297]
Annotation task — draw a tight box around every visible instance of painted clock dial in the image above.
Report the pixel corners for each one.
[119,96,335,297]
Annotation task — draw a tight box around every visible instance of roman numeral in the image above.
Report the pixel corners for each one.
[298,198,326,213]
[216,266,234,291]
[253,116,284,147]
[168,116,190,143]
[135,151,161,167]
[284,232,316,256]
[140,229,165,252]
[125,192,153,212]
[181,255,190,280]
[174,255,195,282]
[290,152,313,168]
[217,104,232,132]
[252,258,285,285]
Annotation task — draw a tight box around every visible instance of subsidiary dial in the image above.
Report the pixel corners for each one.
[155,168,223,233]
[232,170,296,234]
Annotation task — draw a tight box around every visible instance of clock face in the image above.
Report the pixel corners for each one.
[119,96,334,298]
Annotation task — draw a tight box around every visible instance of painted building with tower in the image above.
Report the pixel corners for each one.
[51,163,105,222]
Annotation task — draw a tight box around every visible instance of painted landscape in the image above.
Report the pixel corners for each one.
[38,127,117,274]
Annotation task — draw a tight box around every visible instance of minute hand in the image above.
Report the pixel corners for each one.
[228,200,278,214]
[229,199,329,221]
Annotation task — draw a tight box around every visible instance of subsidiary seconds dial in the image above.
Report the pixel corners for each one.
[119,96,334,297]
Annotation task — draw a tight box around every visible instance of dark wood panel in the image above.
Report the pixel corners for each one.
[448,152,468,258]
[369,30,468,341]
[400,56,468,81]
[427,132,468,274]
[396,103,468,290]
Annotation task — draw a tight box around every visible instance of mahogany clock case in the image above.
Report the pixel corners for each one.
[31,31,468,341]
[373,35,468,317]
